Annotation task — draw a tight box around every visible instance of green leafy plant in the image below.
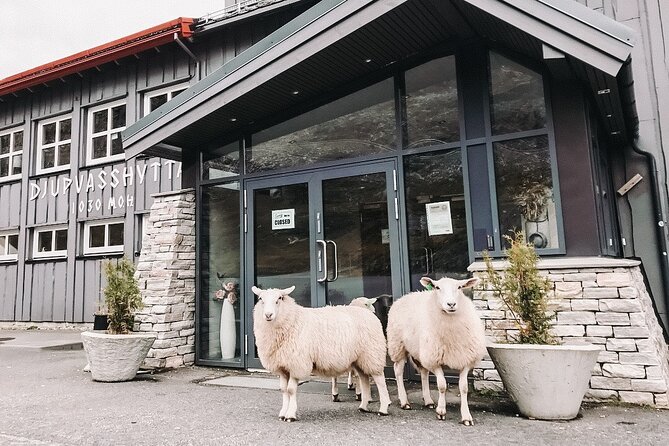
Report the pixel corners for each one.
[481,231,557,344]
[103,258,143,334]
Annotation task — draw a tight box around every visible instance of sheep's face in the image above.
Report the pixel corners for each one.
[349,297,378,313]
[252,285,295,322]
[420,277,478,314]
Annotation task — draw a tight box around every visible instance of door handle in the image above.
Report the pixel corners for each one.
[423,247,431,275]
[317,239,327,283]
[326,240,338,282]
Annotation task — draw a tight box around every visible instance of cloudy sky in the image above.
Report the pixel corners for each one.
[0,0,226,79]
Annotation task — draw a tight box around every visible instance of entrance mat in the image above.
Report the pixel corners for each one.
[203,375,331,394]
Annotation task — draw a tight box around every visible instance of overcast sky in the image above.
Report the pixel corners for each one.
[0,0,227,79]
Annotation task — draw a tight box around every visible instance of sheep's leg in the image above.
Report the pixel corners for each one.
[354,371,362,401]
[432,366,448,421]
[459,366,474,426]
[331,377,340,402]
[393,358,411,410]
[419,367,435,409]
[355,368,372,413]
[279,373,289,420]
[284,376,299,422]
[371,374,390,416]
[347,370,355,391]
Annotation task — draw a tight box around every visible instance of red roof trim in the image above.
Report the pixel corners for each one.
[0,17,194,97]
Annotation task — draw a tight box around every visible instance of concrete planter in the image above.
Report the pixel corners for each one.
[81,331,156,382]
[487,343,600,420]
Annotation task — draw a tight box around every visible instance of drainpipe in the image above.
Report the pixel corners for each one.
[174,33,201,81]
[630,140,669,338]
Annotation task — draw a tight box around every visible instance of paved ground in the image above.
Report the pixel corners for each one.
[1,329,668,446]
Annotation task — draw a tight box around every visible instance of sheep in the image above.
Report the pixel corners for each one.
[386,276,486,426]
[252,286,391,422]
[330,296,378,402]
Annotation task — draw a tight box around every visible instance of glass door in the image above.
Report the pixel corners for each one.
[244,161,401,368]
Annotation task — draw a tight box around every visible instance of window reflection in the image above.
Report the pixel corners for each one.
[202,141,240,179]
[489,52,546,135]
[249,78,396,173]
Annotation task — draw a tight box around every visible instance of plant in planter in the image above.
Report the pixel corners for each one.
[81,258,156,382]
[480,231,600,420]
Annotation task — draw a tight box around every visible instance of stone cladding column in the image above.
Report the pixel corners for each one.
[134,189,196,369]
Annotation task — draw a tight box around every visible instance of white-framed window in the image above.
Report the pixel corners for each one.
[36,115,72,174]
[0,231,19,261]
[0,127,23,181]
[143,83,188,116]
[87,100,126,165]
[33,225,68,259]
[83,219,124,255]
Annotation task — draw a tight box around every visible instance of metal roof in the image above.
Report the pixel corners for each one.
[122,0,637,159]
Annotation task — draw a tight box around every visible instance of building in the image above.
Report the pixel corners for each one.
[1,0,668,405]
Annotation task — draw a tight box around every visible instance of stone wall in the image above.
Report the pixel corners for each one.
[469,257,669,408]
[134,189,196,369]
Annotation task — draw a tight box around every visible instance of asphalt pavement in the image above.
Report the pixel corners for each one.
[0,329,667,446]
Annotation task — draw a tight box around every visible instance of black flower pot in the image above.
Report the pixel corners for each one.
[93,314,108,331]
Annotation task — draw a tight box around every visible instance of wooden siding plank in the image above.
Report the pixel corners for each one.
[52,262,66,322]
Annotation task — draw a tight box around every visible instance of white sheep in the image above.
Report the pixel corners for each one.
[252,286,391,422]
[330,296,378,402]
[386,276,485,425]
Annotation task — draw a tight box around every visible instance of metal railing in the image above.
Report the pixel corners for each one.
[199,0,288,25]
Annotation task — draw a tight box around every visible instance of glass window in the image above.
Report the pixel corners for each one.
[0,128,23,180]
[202,141,241,180]
[87,100,126,164]
[33,226,68,258]
[489,52,546,135]
[0,232,19,261]
[200,183,242,364]
[83,220,124,255]
[405,56,459,148]
[249,78,396,173]
[144,84,189,116]
[493,136,559,249]
[37,117,71,173]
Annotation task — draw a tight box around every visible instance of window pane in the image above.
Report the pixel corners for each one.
[13,131,23,151]
[92,136,107,159]
[43,123,56,144]
[149,94,168,112]
[89,225,105,248]
[42,148,55,169]
[8,234,18,255]
[58,144,70,166]
[171,89,186,98]
[0,135,9,154]
[0,236,5,254]
[110,133,123,155]
[405,56,459,148]
[12,154,22,175]
[203,141,240,179]
[249,78,396,173]
[59,119,71,141]
[37,231,52,252]
[55,229,68,251]
[108,223,124,246]
[111,105,126,129]
[493,136,558,249]
[93,109,108,133]
[0,158,8,177]
[489,52,546,135]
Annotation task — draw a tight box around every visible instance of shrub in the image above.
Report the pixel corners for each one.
[481,231,557,344]
[104,258,143,334]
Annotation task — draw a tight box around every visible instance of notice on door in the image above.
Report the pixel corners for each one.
[272,208,295,230]
[425,201,453,236]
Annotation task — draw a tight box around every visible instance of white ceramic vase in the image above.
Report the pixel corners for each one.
[220,298,236,359]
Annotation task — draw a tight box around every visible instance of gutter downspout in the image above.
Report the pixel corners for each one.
[174,33,201,81]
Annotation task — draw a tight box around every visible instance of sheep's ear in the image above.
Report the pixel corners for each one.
[281,285,296,296]
[459,277,479,289]
[251,286,263,296]
[420,277,434,289]
[367,297,378,305]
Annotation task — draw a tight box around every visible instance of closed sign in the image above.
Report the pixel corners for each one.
[272,209,295,230]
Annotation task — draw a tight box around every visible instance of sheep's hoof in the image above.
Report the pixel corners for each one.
[461,419,474,426]
[424,403,436,409]
[378,411,389,417]
[400,403,412,410]
[355,393,361,401]
[279,416,285,421]
[285,417,297,423]
[348,384,355,391]
[332,394,340,402]
[436,413,447,421]
[358,407,372,413]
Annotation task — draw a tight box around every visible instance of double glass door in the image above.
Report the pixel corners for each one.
[244,161,402,367]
